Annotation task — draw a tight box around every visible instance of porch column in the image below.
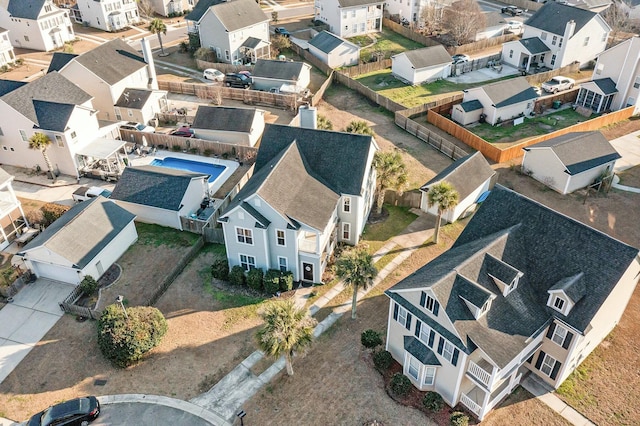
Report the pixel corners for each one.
[526,56,532,72]
[597,94,604,113]
[7,185,28,227]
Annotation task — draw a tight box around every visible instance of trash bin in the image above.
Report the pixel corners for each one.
[553,100,562,109]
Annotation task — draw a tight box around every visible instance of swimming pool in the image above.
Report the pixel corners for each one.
[150,157,226,183]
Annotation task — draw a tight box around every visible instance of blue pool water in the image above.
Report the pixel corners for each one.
[150,157,226,183]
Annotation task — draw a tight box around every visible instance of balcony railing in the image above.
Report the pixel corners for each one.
[467,360,493,388]
[460,393,481,415]
[299,238,316,253]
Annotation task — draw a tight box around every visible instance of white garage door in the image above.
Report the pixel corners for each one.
[32,262,80,285]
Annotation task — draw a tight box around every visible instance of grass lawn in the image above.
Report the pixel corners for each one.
[362,205,418,254]
[350,29,425,62]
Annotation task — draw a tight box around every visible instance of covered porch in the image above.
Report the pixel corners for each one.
[575,78,617,113]
[504,37,550,73]
[238,37,270,65]
[76,139,128,182]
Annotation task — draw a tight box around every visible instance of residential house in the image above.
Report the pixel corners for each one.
[522,131,619,194]
[308,30,359,68]
[17,197,137,285]
[562,0,612,13]
[501,3,610,72]
[475,12,506,41]
[0,167,29,250]
[148,0,197,17]
[191,106,265,147]
[419,152,495,223]
[577,37,640,114]
[74,0,140,31]
[453,77,538,126]
[314,0,383,38]
[391,45,452,85]
[110,165,211,231]
[52,38,166,123]
[0,0,75,52]
[218,124,378,283]
[186,0,269,64]
[385,186,640,420]
[251,59,312,94]
[0,27,15,66]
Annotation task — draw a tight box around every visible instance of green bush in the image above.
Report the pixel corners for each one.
[361,329,383,349]
[229,265,245,286]
[97,304,168,367]
[264,269,281,294]
[390,373,412,397]
[211,258,229,280]
[450,412,469,426]
[280,271,294,292]
[172,145,182,152]
[423,392,444,412]
[373,350,393,371]
[79,275,99,296]
[247,268,264,291]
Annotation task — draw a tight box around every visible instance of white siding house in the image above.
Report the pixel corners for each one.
[148,0,197,17]
[75,0,140,31]
[308,30,360,68]
[0,27,15,66]
[191,106,265,147]
[391,45,452,85]
[0,167,29,250]
[251,59,312,93]
[314,0,383,38]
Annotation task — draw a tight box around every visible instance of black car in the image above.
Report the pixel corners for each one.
[274,27,291,37]
[28,396,100,426]
[501,5,524,15]
[224,73,251,89]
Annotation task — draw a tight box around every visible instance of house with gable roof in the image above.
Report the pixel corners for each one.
[391,45,453,85]
[500,3,610,73]
[191,106,265,147]
[147,0,196,17]
[385,186,640,420]
[218,124,378,283]
[0,27,15,66]
[314,0,383,38]
[522,131,620,194]
[186,0,270,65]
[308,30,359,68]
[74,0,140,32]
[251,59,312,94]
[0,0,75,52]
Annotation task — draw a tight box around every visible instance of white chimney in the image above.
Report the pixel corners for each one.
[299,104,317,129]
[140,37,158,90]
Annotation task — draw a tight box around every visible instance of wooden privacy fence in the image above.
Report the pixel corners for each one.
[534,89,578,113]
[203,227,224,244]
[195,59,253,74]
[384,190,422,208]
[289,42,333,76]
[524,62,581,86]
[339,59,392,77]
[452,35,518,55]
[156,112,196,125]
[59,285,101,320]
[382,18,440,48]
[335,72,405,111]
[311,70,333,106]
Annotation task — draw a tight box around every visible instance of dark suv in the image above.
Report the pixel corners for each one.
[224,73,251,89]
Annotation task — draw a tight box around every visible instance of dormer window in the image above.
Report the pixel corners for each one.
[553,296,565,311]
[420,291,440,316]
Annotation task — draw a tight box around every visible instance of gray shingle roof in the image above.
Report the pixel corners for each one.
[592,78,618,95]
[253,59,307,81]
[47,52,78,73]
[8,0,46,20]
[387,186,639,367]
[397,45,452,69]
[209,0,268,32]
[1,72,91,125]
[456,275,494,308]
[519,37,551,55]
[523,131,621,175]
[309,31,346,54]
[73,39,147,86]
[33,100,75,132]
[338,0,383,7]
[420,152,495,202]
[525,2,598,36]
[459,100,483,112]
[404,336,442,366]
[185,0,224,22]
[549,272,586,304]
[110,166,209,211]
[241,37,262,49]
[484,253,521,285]
[114,88,153,110]
[478,77,538,108]
[0,80,26,97]
[19,197,136,268]
[192,106,258,133]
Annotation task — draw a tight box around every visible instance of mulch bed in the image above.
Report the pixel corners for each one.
[76,264,122,309]
[367,207,390,225]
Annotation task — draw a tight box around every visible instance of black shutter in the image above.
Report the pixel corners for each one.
[433,300,440,316]
[526,354,534,364]
[420,292,426,307]
[562,332,574,349]
[546,323,556,339]
[428,330,435,348]
[415,321,422,338]
[550,360,562,380]
[437,337,444,355]
[393,303,399,321]
[452,348,460,366]
[535,351,546,370]
[405,313,412,330]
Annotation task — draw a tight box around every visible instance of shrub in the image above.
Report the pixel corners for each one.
[373,350,393,371]
[229,265,246,286]
[172,145,182,152]
[280,271,294,291]
[450,412,469,426]
[247,268,264,291]
[79,275,99,296]
[423,392,444,412]
[40,203,70,227]
[211,258,229,280]
[361,329,383,349]
[97,304,168,367]
[264,269,281,294]
[390,373,412,397]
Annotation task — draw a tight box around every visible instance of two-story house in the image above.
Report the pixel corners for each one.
[314,0,383,38]
[186,0,269,64]
[148,0,197,17]
[0,167,29,250]
[385,186,640,420]
[384,0,453,25]
[218,124,378,284]
[501,3,610,72]
[576,36,640,114]
[0,0,75,52]
[0,27,15,66]
[74,0,140,32]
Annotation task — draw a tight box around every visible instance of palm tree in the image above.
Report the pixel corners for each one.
[427,181,459,244]
[335,244,378,319]
[345,120,374,135]
[317,114,333,130]
[372,151,408,215]
[148,18,167,55]
[28,132,55,181]
[255,300,317,376]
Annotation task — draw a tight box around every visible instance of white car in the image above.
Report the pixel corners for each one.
[506,21,523,31]
[72,186,112,203]
[203,68,224,81]
[120,121,155,133]
[541,76,576,94]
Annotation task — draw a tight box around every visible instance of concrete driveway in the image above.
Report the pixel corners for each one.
[610,130,640,172]
[0,279,75,384]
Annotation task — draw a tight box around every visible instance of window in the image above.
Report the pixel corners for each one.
[55,135,64,147]
[596,63,604,75]
[442,340,454,362]
[19,130,27,142]
[553,296,565,311]
[509,50,513,59]
[225,50,230,61]
[423,367,436,385]
[236,227,253,244]
[276,229,285,246]
[547,323,574,348]
[550,54,556,66]
[360,23,365,32]
[583,37,590,46]
[634,76,640,89]
[351,10,356,17]
[552,324,568,346]
[343,197,351,213]
[278,256,287,272]
[540,32,547,40]
[24,35,29,42]
[343,11,347,19]
[559,38,563,48]
[393,303,412,330]
[70,131,76,139]
[627,97,636,107]
[540,353,557,377]
[127,109,133,117]
[437,337,459,366]
[239,254,256,271]
[552,35,557,46]
[419,291,439,315]
[342,222,350,240]
[344,25,349,32]
[407,356,419,380]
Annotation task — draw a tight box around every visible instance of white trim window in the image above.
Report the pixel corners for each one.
[55,134,64,147]
[423,367,436,386]
[552,324,568,346]
[540,353,557,377]
[236,227,253,245]
[442,340,454,363]
[239,254,256,271]
[407,355,420,380]
[19,130,28,142]
[342,222,351,240]
[343,197,351,213]
[393,303,412,330]
[276,229,286,246]
[278,256,287,272]
[553,296,565,312]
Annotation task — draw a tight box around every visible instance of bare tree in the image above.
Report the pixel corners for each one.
[602,1,633,47]
[419,1,443,35]
[137,0,155,19]
[442,0,485,45]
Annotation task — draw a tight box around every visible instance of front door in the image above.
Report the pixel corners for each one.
[302,262,314,282]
